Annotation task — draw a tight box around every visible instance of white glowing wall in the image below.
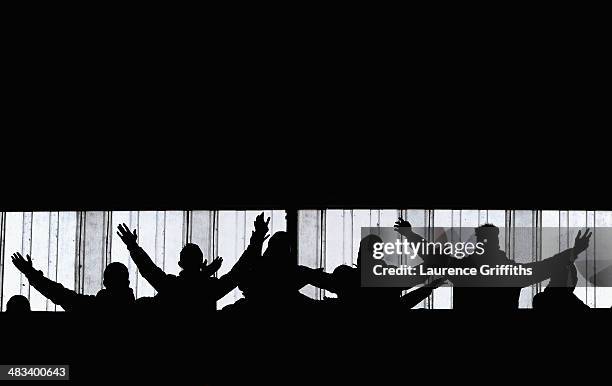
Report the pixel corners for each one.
[0,210,286,311]
[1,210,611,311]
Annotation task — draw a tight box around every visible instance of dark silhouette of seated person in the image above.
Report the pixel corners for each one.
[532,261,588,310]
[296,235,436,309]
[11,253,135,312]
[394,218,592,310]
[117,213,268,313]
[6,295,31,313]
[223,230,318,313]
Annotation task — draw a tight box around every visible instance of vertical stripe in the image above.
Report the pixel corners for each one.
[0,212,6,311]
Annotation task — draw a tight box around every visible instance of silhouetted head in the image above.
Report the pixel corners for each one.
[549,263,579,290]
[332,264,359,299]
[103,262,130,290]
[475,224,500,252]
[263,231,292,259]
[6,295,30,313]
[240,232,296,299]
[179,243,204,272]
[356,234,384,267]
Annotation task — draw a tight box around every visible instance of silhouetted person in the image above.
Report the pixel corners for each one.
[6,295,31,313]
[295,235,432,309]
[394,218,592,310]
[532,261,588,310]
[223,231,320,313]
[11,253,135,312]
[117,213,269,313]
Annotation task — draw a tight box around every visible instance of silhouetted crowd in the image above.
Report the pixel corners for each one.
[4,213,600,314]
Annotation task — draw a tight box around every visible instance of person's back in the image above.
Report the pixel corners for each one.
[151,270,219,313]
[92,285,136,312]
[452,286,522,310]
[117,214,270,314]
[12,254,135,313]
[451,249,522,310]
[532,262,588,310]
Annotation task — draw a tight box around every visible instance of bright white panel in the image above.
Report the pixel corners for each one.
[29,212,50,311]
[137,211,157,298]
[2,212,24,310]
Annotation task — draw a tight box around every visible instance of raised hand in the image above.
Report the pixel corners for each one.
[11,253,35,275]
[394,217,413,236]
[254,212,270,234]
[202,256,223,277]
[251,212,270,243]
[117,223,138,248]
[573,228,593,256]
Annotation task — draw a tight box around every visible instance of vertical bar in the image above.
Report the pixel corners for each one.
[298,210,323,299]
[217,211,242,308]
[110,211,131,271]
[190,210,214,261]
[154,211,167,295]
[137,211,158,298]
[3,212,25,308]
[0,212,6,311]
[568,211,587,305]
[286,209,298,264]
[82,211,106,295]
[594,211,612,307]
[29,212,51,311]
[163,211,184,276]
[57,212,77,311]
[431,210,453,309]
[21,212,33,299]
[128,211,140,297]
[47,212,59,311]
[512,210,534,308]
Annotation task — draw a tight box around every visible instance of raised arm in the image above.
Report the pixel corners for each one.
[212,212,270,300]
[11,253,93,311]
[511,228,592,288]
[117,223,170,292]
[394,217,457,267]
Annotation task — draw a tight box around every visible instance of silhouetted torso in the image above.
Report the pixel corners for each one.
[149,271,222,313]
[532,288,588,310]
[447,250,522,310]
[26,269,136,312]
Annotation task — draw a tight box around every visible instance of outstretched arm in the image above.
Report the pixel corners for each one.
[296,266,336,292]
[400,277,448,308]
[213,212,270,300]
[11,253,93,311]
[512,229,593,288]
[117,223,170,293]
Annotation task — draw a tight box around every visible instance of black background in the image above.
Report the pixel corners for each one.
[3,5,609,212]
[1,6,610,384]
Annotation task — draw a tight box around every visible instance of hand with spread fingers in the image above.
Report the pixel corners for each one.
[11,252,35,276]
[117,223,139,249]
[250,212,271,244]
[573,228,593,257]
